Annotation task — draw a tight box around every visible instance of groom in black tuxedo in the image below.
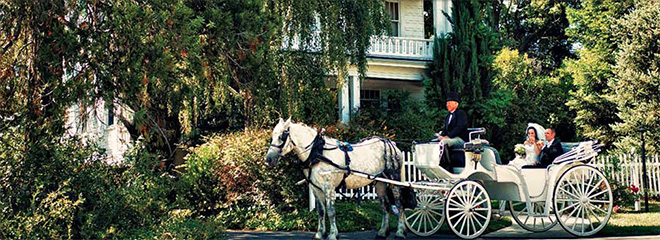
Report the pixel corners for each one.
[539,127,563,166]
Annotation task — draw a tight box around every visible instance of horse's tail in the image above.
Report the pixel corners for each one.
[382,138,403,181]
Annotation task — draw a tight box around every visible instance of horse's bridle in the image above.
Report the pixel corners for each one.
[270,128,295,152]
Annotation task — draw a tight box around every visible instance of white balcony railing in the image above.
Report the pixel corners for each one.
[367,36,433,60]
[283,35,434,61]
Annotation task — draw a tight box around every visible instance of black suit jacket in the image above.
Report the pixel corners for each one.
[539,139,563,166]
[442,109,468,142]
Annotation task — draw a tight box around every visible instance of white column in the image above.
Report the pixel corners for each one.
[339,78,350,123]
[433,0,452,36]
[349,76,360,113]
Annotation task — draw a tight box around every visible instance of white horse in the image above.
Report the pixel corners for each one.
[265,118,407,240]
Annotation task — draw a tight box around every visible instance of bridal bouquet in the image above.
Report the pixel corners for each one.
[514,144,526,156]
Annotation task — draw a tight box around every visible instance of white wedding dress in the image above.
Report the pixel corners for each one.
[509,144,539,169]
[508,123,546,169]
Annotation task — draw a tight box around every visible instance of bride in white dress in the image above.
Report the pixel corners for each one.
[509,123,545,169]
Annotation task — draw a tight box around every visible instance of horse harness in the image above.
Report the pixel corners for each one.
[271,128,400,192]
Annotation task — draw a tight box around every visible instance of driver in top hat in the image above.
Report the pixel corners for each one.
[438,92,469,146]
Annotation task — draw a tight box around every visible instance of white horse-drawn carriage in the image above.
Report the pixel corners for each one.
[266,119,612,240]
[402,125,612,239]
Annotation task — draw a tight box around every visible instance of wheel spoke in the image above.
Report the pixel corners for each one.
[588,190,610,199]
[473,211,488,221]
[422,212,429,233]
[452,213,465,229]
[473,198,488,208]
[465,214,471,236]
[428,208,443,217]
[523,213,531,224]
[590,204,608,215]
[410,209,424,227]
[427,209,439,224]
[585,203,602,225]
[588,199,611,204]
[469,215,477,236]
[406,209,422,222]
[557,201,580,214]
[559,185,581,200]
[448,198,463,208]
[585,178,605,197]
[570,206,582,231]
[581,205,586,233]
[470,190,484,207]
[567,176,583,197]
[563,202,581,222]
[584,205,594,231]
[457,185,468,206]
[448,211,465,221]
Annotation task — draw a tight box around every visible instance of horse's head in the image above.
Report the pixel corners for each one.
[265,118,293,167]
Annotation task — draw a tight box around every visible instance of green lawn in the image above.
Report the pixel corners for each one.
[598,201,660,236]
[251,200,511,233]
[336,200,511,233]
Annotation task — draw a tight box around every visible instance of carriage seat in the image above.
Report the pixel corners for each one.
[521,142,583,169]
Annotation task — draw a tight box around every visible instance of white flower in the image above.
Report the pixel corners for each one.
[514,144,526,155]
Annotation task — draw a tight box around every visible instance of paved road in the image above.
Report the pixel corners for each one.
[226,222,660,240]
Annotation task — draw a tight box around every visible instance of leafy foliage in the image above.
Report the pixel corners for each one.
[180,129,307,228]
[608,0,660,153]
[425,0,500,111]
[500,0,579,72]
[564,0,634,147]
[490,48,576,156]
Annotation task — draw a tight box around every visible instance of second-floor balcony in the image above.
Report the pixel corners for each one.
[367,36,433,61]
[283,35,434,61]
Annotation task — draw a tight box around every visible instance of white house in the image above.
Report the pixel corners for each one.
[335,0,452,122]
[64,101,132,164]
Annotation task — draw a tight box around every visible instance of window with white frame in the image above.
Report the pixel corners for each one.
[386,1,400,36]
[360,89,381,110]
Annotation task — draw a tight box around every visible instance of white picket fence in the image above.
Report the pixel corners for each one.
[332,152,660,201]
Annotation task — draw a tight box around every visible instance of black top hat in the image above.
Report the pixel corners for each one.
[446,92,460,103]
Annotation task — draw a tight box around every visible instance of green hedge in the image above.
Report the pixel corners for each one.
[179,129,307,229]
[0,138,225,239]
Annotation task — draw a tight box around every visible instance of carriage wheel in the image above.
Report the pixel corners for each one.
[553,165,613,237]
[509,200,557,232]
[403,188,445,236]
[445,180,491,239]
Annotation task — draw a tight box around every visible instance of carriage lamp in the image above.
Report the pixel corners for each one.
[639,126,649,212]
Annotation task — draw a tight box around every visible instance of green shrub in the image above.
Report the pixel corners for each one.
[0,134,225,239]
[179,129,307,229]
[130,209,225,239]
[323,90,441,150]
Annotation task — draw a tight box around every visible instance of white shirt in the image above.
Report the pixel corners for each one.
[545,139,555,149]
[448,110,455,124]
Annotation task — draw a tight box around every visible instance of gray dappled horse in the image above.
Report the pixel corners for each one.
[265,118,407,240]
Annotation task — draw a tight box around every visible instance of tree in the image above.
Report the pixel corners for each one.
[0,0,98,212]
[425,0,500,117]
[500,0,579,72]
[608,0,660,153]
[490,48,575,157]
[0,0,388,162]
[564,0,634,147]
[0,0,389,216]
